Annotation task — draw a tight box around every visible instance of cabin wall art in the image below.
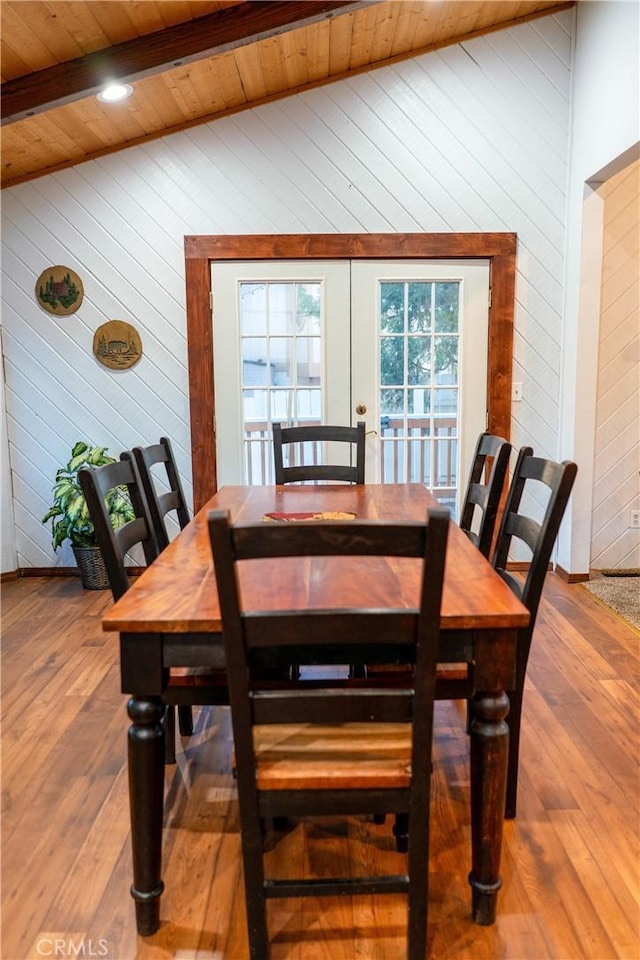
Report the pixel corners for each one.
[93,320,143,370]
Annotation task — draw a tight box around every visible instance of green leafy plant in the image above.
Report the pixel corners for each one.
[42,441,134,550]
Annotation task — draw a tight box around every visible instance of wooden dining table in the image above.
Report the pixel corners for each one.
[103,483,529,937]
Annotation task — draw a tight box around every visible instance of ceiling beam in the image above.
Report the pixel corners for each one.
[1,0,371,125]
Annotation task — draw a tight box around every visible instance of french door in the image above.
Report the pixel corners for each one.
[211,259,489,515]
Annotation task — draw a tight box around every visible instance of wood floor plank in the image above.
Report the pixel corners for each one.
[548,809,640,955]
[41,766,132,931]
[2,574,639,959]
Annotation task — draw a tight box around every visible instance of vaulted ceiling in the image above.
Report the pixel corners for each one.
[1,0,574,189]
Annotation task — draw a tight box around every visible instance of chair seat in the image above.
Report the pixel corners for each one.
[253,722,412,790]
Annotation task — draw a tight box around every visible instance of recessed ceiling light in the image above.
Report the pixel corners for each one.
[97,83,133,103]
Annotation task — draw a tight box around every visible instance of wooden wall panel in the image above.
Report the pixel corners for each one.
[0,11,574,571]
[591,158,640,570]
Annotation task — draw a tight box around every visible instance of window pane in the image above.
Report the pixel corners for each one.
[407,389,431,416]
[381,337,404,384]
[433,438,458,488]
[407,282,432,332]
[296,337,321,386]
[240,283,266,335]
[243,389,268,421]
[382,439,406,483]
[434,336,458,380]
[242,339,268,385]
[380,283,405,333]
[434,415,457,439]
[381,388,404,416]
[296,283,321,335]
[268,283,295,335]
[434,282,459,333]
[296,389,322,419]
[434,388,458,416]
[407,337,431,385]
[270,338,294,386]
[408,436,429,483]
[271,389,295,422]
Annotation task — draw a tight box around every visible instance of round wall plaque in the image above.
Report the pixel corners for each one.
[93,320,143,370]
[35,265,84,315]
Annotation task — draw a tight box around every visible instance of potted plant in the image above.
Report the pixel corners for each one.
[42,440,135,590]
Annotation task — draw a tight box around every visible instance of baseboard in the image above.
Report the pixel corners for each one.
[2,566,146,582]
[2,567,83,580]
[554,564,589,583]
[1,570,20,583]
[496,561,589,583]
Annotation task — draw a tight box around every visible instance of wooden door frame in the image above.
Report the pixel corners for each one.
[184,232,517,510]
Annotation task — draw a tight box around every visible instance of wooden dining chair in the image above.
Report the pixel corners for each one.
[490,446,577,818]
[78,457,227,762]
[365,447,576,822]
[436,447,577,817]
[208,507,449,960]
[272,420,367,679]
[126,436,190,551]
[78,457,159,600]
[123,438,194,735]
[272,421,366,484]
[459,432,512,558]
[429,432,512,731]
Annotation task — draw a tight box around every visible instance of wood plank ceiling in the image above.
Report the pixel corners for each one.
[1,0,574,190]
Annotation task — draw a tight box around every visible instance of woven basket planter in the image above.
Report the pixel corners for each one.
[72,545,110,590]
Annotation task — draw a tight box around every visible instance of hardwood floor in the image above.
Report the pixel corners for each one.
[2,573,638,959]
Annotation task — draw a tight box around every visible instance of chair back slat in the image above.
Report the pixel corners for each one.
[127,436,190,550]
[243,610,419,649]
[251,689,414,725]
[503,513,541,556]
[459,432,512,558]
[273,422,366,485]
[233,518,430,560]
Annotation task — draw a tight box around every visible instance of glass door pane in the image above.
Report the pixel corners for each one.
[211,261,350,486]
[379,279,459,509]
[240,280,322,482]
[351,261,489,517]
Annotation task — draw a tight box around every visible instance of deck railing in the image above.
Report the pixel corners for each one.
[244,418,458,506]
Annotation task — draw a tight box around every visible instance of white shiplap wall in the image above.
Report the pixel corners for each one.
[591,159,640,570]
[1,11,573,572]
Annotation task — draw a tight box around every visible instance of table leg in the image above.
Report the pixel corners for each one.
[127,695,165,936]
[468,689,510,925]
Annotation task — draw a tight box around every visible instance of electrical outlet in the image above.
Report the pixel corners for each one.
[630,510,640,529]
[512,382,523,403]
